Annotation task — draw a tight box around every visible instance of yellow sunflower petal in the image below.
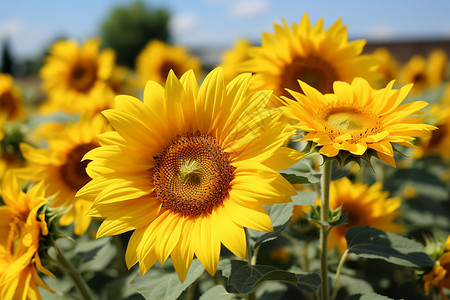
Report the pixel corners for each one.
[191,216,221,276]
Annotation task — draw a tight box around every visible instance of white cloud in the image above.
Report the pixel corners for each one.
[0,18,48,60]
[0,19,26,39]
[366,24,396,41]
[169,12,199,36]
[230,0,268,18]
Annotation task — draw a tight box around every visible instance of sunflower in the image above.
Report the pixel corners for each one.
[321,177,404,254]
[135,40,202,85]
[372,47,400,88]
[16,115,111,235]
[423,236,450,300]
[282,77,437,167]
[39,38,115,114]
[0,171,54,299]
[414,102,450,160]
[399,49,448,95]
[220,39,252,83]
[0,73,25,121]
[107,65,138,96]
[39,82,117,117]
[239,13,380,101]
[77,67,302,281]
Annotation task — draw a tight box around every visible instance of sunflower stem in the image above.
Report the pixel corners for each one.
[320,159,332,300]
[245,228,257,300]
[51,238,94,300]
[302,241,310,272]
[330,250,349,300]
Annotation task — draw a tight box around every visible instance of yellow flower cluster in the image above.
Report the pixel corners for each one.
[423,236,450,299]
[0,11,444,299]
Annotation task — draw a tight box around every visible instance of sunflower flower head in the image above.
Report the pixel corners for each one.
[282,77,437,167]
[78,67,303,282]
[239,13,380,103]
[399,49,448,95]
[39,38,115,114]
[422,235,450,300]
[16,115,111,235]
[325,177,403,255]
[0,72,26,121]
[136,40,203,86]
[0,171,54,299]
[372,47,400,87]
[220,38,252,83]
[414,101,450,160]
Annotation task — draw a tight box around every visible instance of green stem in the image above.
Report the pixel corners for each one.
[320,159,332,300]
[51,238,94,300]
[330,250,349,300]
[185,279,198,300]
[302,241,310,272]
[245,228,257,300]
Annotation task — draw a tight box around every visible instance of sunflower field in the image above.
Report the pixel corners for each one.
[0,7,449,300]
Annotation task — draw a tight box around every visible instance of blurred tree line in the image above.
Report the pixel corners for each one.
[101,0,170,67]
[0,0,171,77]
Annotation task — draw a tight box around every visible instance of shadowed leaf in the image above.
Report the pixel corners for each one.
[219,260,320,294]
[345,226,434,267]
[132,259,204,300]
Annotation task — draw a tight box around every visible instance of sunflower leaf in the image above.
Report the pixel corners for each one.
[199,285,235,300]
[279,160,320,184]
[280,172,319,184]
[345,226,434,267]
[346,293,395,300]
[74,236,117,273]
[132,258,204,300]
[220,260,321,294]
[247,203,293,249]
[291,191,317,206]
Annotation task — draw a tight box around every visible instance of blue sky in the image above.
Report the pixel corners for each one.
[1,0,450,60]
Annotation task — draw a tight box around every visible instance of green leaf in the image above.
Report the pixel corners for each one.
[220,260,321,294]
[346,293,394,300]
[279,160,320,184]
[257,281,288,300]
[247,203,293,249]
[199,285,235,300]
[132,258,204,300]
[291,191,317,206]
[280,173,319,184]
[76,238,117,273]
[74,236,112,262]
[345,226,434,267]
[305,205,348,227]
[329,273,374,295]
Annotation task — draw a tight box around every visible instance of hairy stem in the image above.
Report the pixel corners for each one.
[330,250,349,300]
[245,228,257,300]
[303,241,310,272]
[320,160,332,300]
[52,238,94,300]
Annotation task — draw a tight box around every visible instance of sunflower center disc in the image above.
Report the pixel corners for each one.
[60,143,97,191]
[159,60,181,79]
[152,132,235,217]
[70,62,98,93]
[328,112,365,131]
[0,91,19,120]
[317,106,381,142]
[281,56,339,97]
